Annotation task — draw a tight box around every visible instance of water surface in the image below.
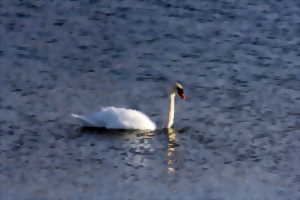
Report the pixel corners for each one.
[0,0,300,199]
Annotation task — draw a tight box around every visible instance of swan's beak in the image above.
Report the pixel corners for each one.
[178,93,187,100]
[176,86,187,99]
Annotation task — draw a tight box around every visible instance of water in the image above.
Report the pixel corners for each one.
[0,0,300,199]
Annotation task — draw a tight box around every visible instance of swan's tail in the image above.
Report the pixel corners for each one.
[71,113,90,123]
[71,113,97,127]
[71,113,83,119]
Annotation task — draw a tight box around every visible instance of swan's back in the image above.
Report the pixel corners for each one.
[72,107,156,131]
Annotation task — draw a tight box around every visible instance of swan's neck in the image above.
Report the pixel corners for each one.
[165,92,176,129]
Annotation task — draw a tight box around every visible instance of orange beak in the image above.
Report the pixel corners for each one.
[178,93,187,100]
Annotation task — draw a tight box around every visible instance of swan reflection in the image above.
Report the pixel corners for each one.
[125,132,155,168]
[166,128,178,174]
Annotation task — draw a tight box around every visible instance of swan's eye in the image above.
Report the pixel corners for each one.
[177,87,184,95]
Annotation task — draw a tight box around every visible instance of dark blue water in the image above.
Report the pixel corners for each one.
[0,0,300,199]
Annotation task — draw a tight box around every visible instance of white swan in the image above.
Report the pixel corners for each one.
[71,82,186,130]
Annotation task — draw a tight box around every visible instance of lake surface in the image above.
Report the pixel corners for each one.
[0,0,300,199]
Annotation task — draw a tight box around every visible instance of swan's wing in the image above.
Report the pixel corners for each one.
[99,107,156,130]
[72,107,156,130]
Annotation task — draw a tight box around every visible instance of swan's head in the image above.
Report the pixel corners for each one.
[174,82,187,100]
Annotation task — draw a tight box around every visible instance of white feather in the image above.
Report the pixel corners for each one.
[72,106,156,131]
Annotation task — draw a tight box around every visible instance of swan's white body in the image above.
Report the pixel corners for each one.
[72,107,156,130]
[72,83,186,130]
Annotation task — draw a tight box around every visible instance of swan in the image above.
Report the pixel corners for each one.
[71,82,186,130]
